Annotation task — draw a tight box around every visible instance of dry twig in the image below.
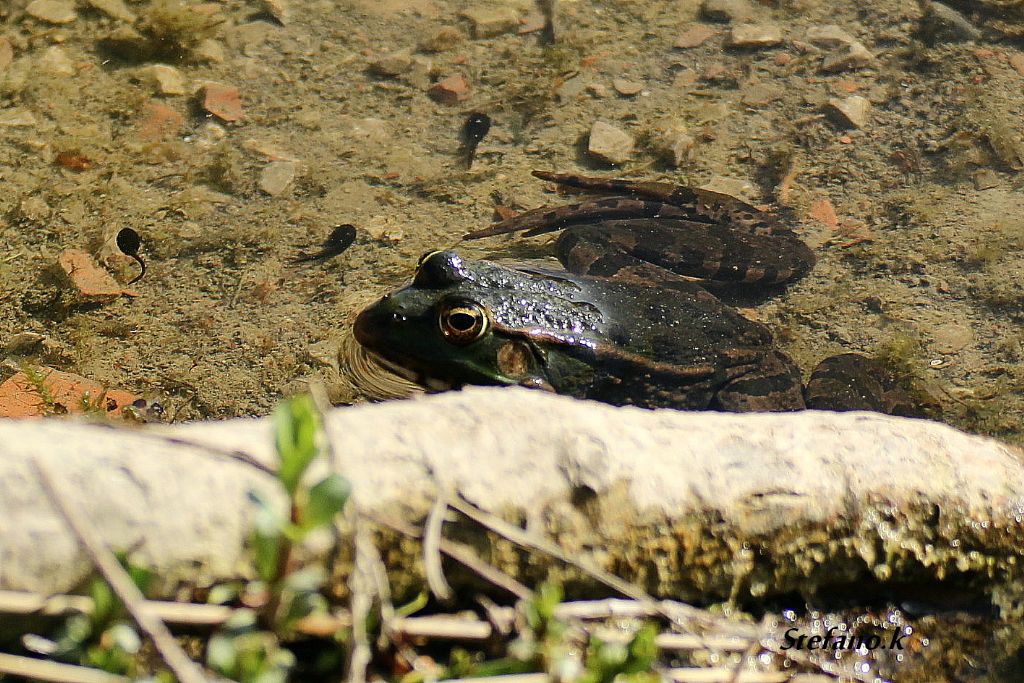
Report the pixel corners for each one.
[366,511,533,601]
[424,494,455,602]
[0,652,128,683]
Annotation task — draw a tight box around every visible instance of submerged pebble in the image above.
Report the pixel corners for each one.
[588,121,634,165]
[25,0,77,24]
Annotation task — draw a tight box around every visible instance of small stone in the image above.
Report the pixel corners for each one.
[364,218,404,242]
[612,77,643,96]
[263,0,288,24]
[700,0,753,22]
[194,121,227,148]
[428,73,470,104]
[39,46,75,76]
[200,82,244,122]
[655,125,696,167]
[145,64,187,96]
[588,121,634,165]
[825,95,870,129]
[369,49,413,77]
[972,168,999,190]
[805,24,858,47]
[518,13,546,35]
[26,0,77,24]
[194,38,225,63]
[407,56,434,89]
[1009,52,1024,77]
[18,196,51,223]
[701,176,757,202]
[86,0,135,22]
[672,68,699,88]
[259,160,299,196]
[820,42,874,72]
[921,1,981,43]
[0,37,12,73]
[740,82,781,106]
[351,117,389,144]
[418,26,463,52]
[700,62,734,82]
[931,323,973,354]
[137,102,184,141]
[460,6,519,38]
[555,74,586,100]
[0,109,37,127]
[3,332,46,355]
[675,24,716,49]
[587,83,610,98]
[726,23,783,48]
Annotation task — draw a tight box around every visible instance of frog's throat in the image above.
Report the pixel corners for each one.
[365,350,454,392]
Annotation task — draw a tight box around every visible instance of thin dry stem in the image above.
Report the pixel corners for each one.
[33,458,209,683]
[424,494,454,602]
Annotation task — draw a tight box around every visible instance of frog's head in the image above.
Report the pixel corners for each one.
[354,250,596,392]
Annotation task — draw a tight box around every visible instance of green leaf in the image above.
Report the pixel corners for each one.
[127,564,154,596]
[249,490,286,583]
[88,577,116,627]
[206,633,239,677]
[300,474,351,531]
[525,581,562,633]
[395,591,429,618]
[207,582,241,605]
[623,624,658,673]
[273,395,321,496]
[281,565,326,593]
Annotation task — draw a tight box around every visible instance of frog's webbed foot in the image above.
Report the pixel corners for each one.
[712,350,806,412]
[805,353,922,416]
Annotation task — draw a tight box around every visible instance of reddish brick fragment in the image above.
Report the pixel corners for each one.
[808,198,839,228]
[0,368,137,419]
[58,249,136,299]
[137,102,184,142]
[200,82,244,122]
[428,74,470,104]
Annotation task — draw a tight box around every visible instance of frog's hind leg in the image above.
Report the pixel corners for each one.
[464,196,695,239]
[531,171,777,237]
[556,219,815,286]
[712,350,806,412]
[805,353,917,415]
[531,170,700,206]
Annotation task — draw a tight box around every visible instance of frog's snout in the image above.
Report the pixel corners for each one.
[353,296,406,348]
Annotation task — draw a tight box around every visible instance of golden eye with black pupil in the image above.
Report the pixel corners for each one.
[438,301,489,345]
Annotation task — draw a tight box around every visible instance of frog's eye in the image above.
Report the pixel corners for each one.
[439,301,489,345]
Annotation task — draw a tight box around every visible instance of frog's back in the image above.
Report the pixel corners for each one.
[527,274,781,409]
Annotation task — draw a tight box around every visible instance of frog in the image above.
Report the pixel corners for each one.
[354,171,910,413]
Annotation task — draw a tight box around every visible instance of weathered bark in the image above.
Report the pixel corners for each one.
[1,387,1022,607]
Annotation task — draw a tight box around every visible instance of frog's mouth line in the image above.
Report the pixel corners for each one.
[365,350,455,392]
